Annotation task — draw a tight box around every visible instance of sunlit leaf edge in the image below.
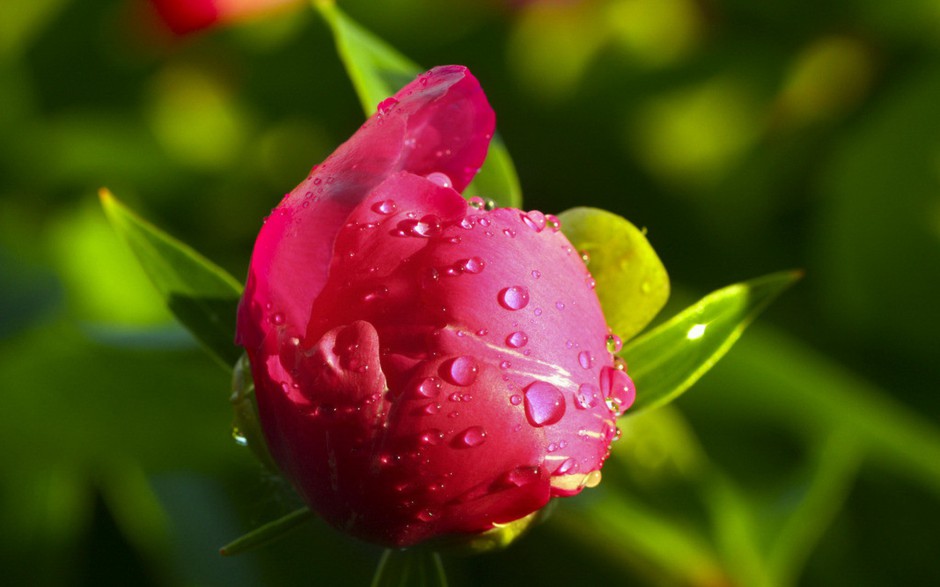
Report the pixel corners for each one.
[219,507,314,556]
[99,189,243,368]
[624,270,802,415]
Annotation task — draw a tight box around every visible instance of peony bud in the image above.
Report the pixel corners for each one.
[236,65,635,548]
[149,0,302,35]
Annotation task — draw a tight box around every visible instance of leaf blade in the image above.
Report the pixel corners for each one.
[315,1,522,208]
[558,207,670,341]
[371,548,448,587]
[219,507,314,556]
[624,270,801,414]
[99,189,243,367]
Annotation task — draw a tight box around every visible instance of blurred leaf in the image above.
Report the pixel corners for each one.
[558,207,669,341]
[99,462,173,570]
[683,326,940,499]
[764,430,861,586]
[0,0,66,60]
[315,1,522,208]
[624,270,801,414]
[219,507,314,556]
[553,489,727,586]
[371,548,448,587]
[0,246,60,339]
[99,189,243,368]
[702,474,773,587]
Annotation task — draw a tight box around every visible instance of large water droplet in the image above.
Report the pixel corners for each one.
[523,381,566,427]
[546,214,561,232]
[574,383,600,409]
[441,356,479,386]
[456,426,486,447]
[506,466,541,487]
[600,366,636,413]
[582,470,602,488]
[510,394,522,406]
[425,172,453,189]
[606,334,623,353]
[372,199,397,215]
[506,331,528,348]
[468,196,486,209]
[498,286,530,310]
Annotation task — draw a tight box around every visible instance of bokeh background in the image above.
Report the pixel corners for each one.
[2,0,939,585]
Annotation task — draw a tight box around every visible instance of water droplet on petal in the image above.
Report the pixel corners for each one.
[546,214,561,232]
[523,381,566,427]
[606,334,623,353]
[575,383,600,409]
[521,211,546,232]
[424,403,442,415]
[555,458,578,475]
[456,426,486,447]
[441,356,479,386]
[425,172,453,189]
[500,360,511,370]
[469,196,486,210]
[579,250,591,265]
[458,257,485,274]
[269,312,285,325]
[555,301,566,311]
[362,286,389,302]
[578,351,594,369]
[600,366,636,412]
[415,377,443,398]
[372,199,397,215]
[419,429,444,445]
[376,97,398,115]
[510,394,523,406]
[416,508,439,522]
[506,466,541,487]
[397,215,441,238]
[506,331,528,348]
[582,470,602,488]
[498,286,530,310]
[532,269,542,279]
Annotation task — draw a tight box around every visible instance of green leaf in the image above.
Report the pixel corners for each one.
[557,207,669,341]
[624,270,800,414]
[314,1,522,209]
[99,189,243,368]
[219,507,314,556]
[372,549,448,587]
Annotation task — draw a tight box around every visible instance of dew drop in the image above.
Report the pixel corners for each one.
[555,301,566,311]
[579,250,591,265]
[458,257,485,274]
[457,426,486,448]
[582,470,602,488]
[502,228,516,238]
[231,427,247,447]
[532,269,542,279]
[555,458,578,475]
[506,331,528,348]
[546,214,561,232]
[362,286,389,302]
[414,377,442,398]
[459,217,475,230]
[419,429,444,445]
[269,312,285,325]
[425,172,453,189]
[600,366,636,412]
[372,199,397,215]
[484,199,496,211]
[578,350,594,370]
[441,356,479,386]
[575,383,600,409]
[376,97,398,115]
[506,466,540,487]
[424,403,442,415]
[523,381,566,427]
[500,360,511,370]
[510,394,523,406]
[521,211,546,232]
[397,215,441,238]
[606,334,623,353]
[416,508,439,522]
[498,286,530,310]
[468,196,486,210]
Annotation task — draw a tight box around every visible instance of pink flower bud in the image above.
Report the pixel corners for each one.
[148,0,301,35]
[236,66,634,548]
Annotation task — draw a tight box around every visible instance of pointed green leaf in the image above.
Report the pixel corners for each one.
[99,189,243,368]
[624,270,801,414]
[371,548,448,587]
[219,507,314,556]
[557,207,669,341]
[314,1,522,209]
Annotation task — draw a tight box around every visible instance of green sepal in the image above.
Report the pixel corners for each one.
[231,353,278,471]
[371,548,448,587]
[623,270,802,415]
[557,207,670,341]
[219,507,314,556]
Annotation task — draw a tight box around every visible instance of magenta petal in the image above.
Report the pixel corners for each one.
[237,66,494,355]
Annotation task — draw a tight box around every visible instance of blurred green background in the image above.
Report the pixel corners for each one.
[2,0,939,585]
